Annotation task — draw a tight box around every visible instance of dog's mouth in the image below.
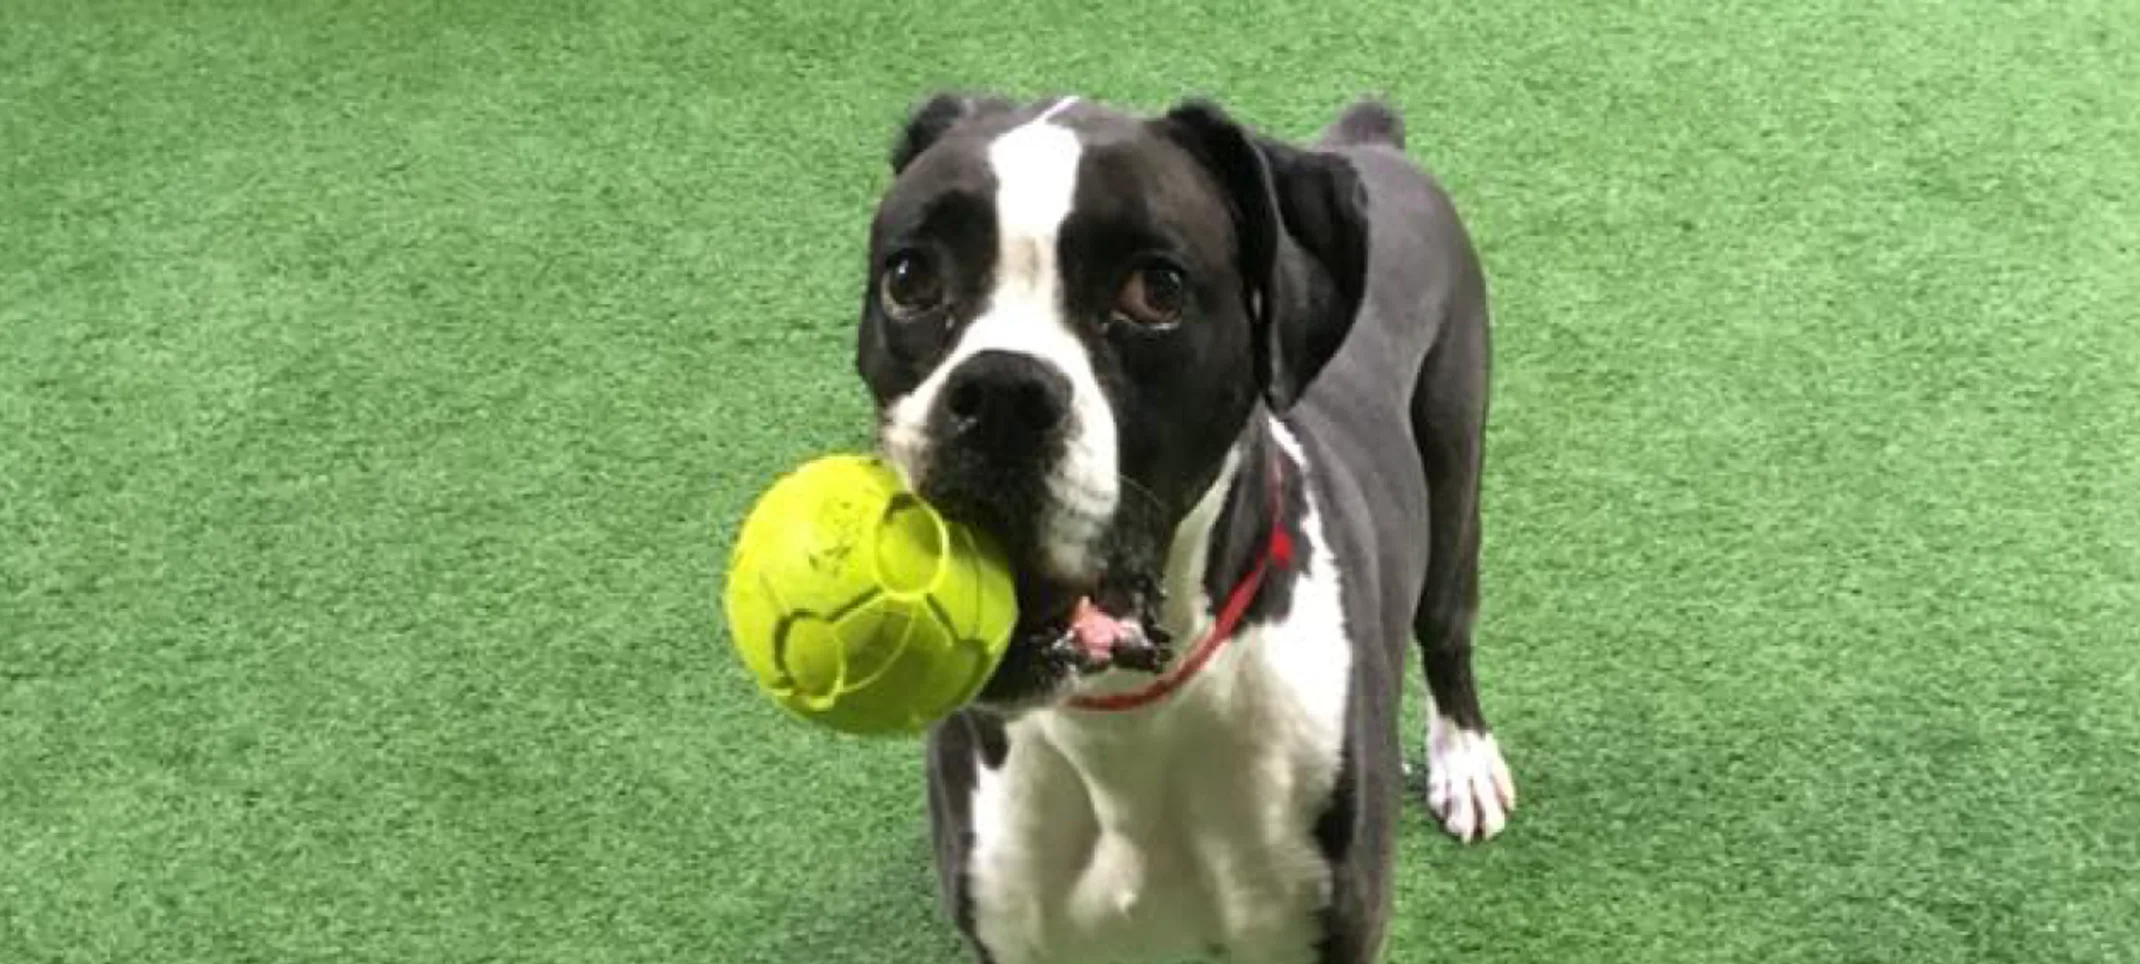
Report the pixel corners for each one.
[911,466,1174,707]
[1012,574,1162,671]
[974,563,1173,709]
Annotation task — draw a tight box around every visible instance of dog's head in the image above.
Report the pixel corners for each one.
[853,94,1369,710]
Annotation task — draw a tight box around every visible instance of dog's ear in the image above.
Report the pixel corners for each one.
[1163,100,1369,412]
[890,93,1015,173]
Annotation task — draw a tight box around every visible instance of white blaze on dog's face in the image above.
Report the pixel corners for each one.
[854,96,1268,705]
[879,99,1115,581]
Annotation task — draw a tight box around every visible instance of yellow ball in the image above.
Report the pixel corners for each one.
[722,455,1017,735]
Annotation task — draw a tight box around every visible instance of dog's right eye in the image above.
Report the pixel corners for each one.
[880,251,945,320]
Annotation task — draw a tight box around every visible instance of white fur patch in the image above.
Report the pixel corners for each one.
[1425,714,1515,842]
[881,100,1117,580]
[966,422,1350,964]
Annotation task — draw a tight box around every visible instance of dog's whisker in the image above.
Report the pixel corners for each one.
[1112,472,1166,516]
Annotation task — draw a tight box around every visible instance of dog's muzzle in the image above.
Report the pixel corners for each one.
[914,351,1075,562]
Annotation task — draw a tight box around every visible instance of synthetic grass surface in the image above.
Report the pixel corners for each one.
[5,1,2138,961]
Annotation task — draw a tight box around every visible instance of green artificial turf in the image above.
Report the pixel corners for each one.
[5,1,2138,961]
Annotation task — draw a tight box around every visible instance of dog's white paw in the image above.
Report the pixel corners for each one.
[1426,716,1515,843]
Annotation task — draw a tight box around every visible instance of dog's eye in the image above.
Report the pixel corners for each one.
[881,250,945,320]
[1113,262,1187,328]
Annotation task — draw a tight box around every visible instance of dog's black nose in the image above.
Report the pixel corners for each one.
[941,350,1072,442]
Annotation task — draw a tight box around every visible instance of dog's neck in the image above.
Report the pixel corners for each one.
[1152,409,1305,670]
[1035,410,1307,744]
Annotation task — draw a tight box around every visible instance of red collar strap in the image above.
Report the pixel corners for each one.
[1068,452,1293,713]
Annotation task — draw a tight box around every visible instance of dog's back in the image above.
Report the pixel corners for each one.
[1290,97,1492,661]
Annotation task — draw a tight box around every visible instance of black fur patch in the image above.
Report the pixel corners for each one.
[1162,101,1371,413]
[889,94,1016,173]
[1200,418,1312,627]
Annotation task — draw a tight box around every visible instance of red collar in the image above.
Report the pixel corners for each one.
[1067,454,1292,713]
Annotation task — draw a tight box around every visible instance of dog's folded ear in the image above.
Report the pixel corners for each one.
[1163,100,1370,412]
[890,93,1016,173]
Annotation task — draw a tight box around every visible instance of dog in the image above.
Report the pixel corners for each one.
[851,92,1513,964]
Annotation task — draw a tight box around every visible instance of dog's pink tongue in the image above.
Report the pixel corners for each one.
[1069,597,1135,662]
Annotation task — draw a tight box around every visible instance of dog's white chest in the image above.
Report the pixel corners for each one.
[965,482,1351,964]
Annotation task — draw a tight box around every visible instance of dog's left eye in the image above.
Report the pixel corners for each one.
[1112,262,1187,328]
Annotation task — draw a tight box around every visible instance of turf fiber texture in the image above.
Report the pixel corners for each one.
[4,1,2138,962]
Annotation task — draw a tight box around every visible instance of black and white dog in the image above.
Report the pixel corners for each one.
[852,93,1512,964]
